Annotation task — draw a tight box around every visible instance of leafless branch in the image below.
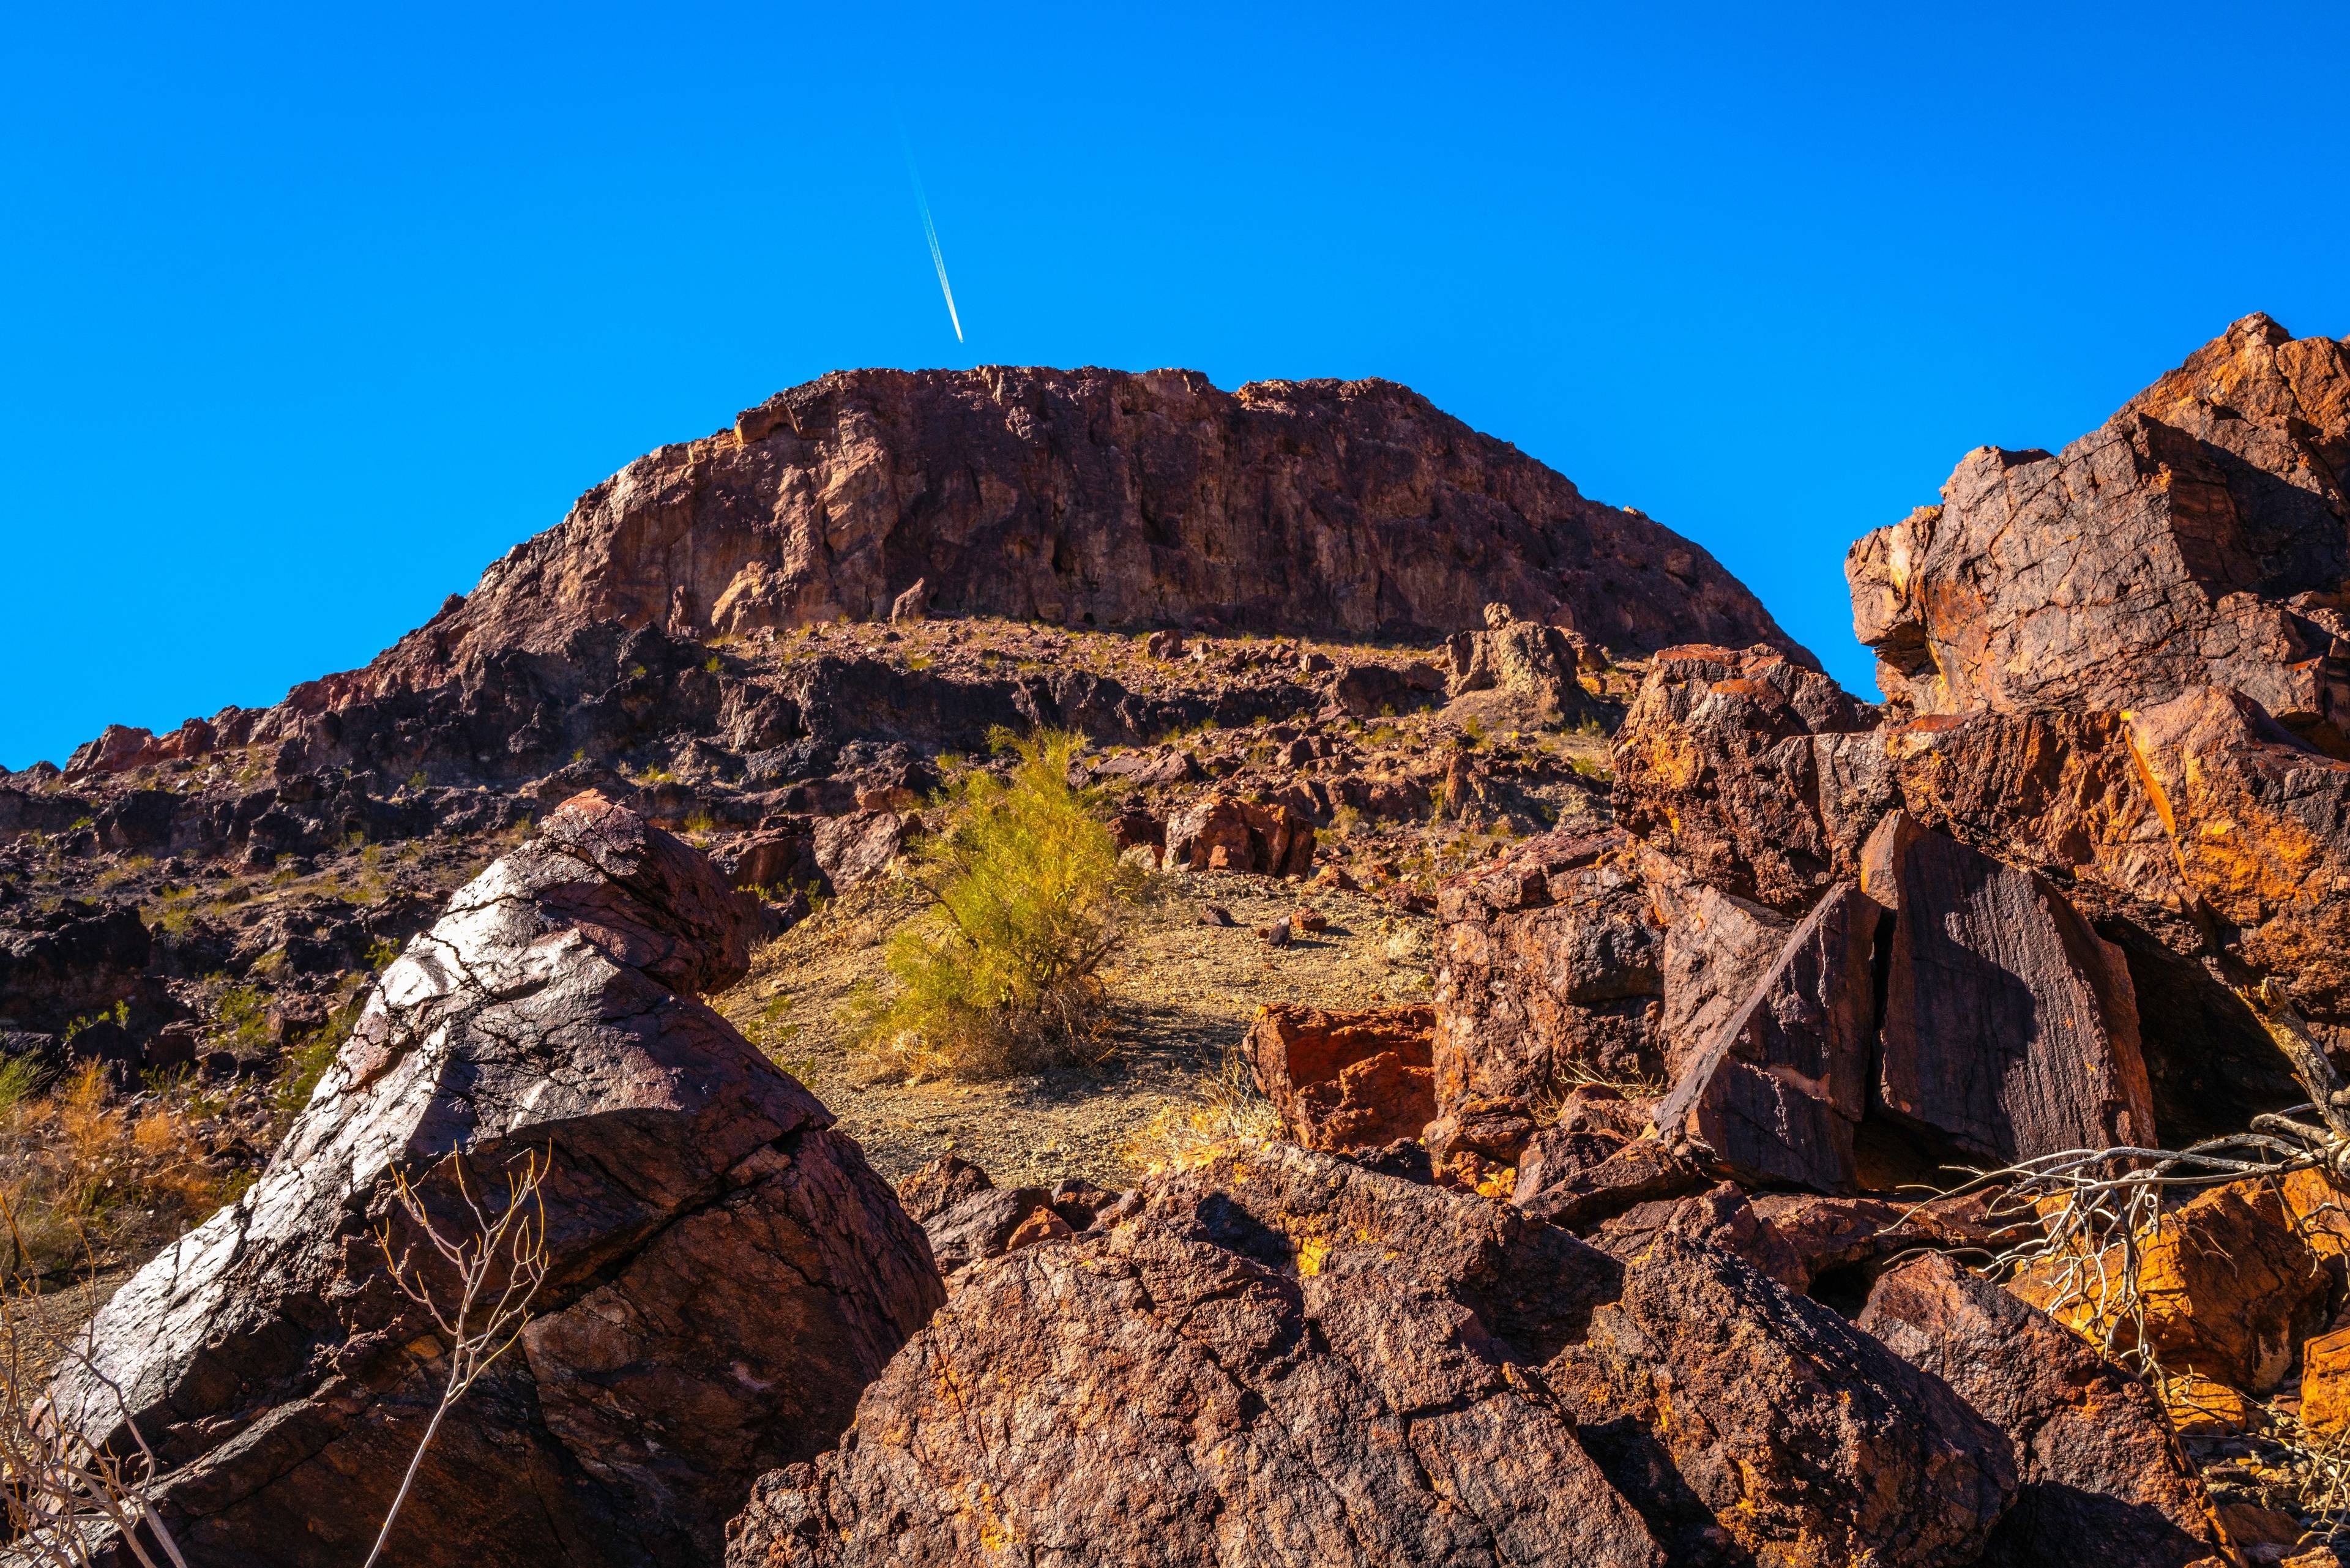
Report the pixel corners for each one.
[362,1146,551,1568]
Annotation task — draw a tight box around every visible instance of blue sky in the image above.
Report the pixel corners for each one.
[4,3,2346,769]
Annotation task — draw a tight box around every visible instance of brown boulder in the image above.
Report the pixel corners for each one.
[893,1152,992,1223]
[1513,1133,1711,1230]
[1442,605,1606,725]
[1860,1253,2227,1568]
[810,808,911,889]
[1431,827,1666,1107]
[733,1144,2015,1568]
[1871,814,2158,1162]
[1164,789,1316,878]
[1652,881,1885,1192]
[49,793,943,1568]
[921,1185,1071,1275]
[1245,1002,1437,1151]
[1847,313,2350,749]
[1420,1094,1537,1178]
[1652,878,1792,1079]
[1611,644,1892,912]
[1548,1232,2015,1568]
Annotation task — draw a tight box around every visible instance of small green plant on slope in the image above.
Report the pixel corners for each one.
[854,728,1140,1080]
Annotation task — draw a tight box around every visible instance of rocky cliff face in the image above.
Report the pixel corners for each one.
[356,365,1804,698]
[1848,313,2350,750]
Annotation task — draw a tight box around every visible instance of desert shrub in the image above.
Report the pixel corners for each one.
[0,1061,228,1277]
[854,728,1140,1079]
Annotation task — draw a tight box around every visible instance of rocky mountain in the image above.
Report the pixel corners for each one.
[58,365,1804,782]
[18,320,2350,1566]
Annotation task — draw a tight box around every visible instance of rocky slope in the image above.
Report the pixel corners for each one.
[20,320,2350,1566]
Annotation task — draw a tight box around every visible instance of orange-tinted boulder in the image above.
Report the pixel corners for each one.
[2299,1327,2350,1436]
[2016,1177,2330,1394]
[1846,313,2350,746]
[1165,790,1316,878]
[1247,1002,1436,1151]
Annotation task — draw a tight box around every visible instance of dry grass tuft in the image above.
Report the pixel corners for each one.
[0,1059,237,1280]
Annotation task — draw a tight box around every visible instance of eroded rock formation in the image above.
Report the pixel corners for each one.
[1848,313,2350,748]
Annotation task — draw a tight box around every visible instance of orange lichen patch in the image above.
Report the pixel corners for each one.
[2299,1328,2350,1435]
[2157,1370,2260,1436]
[2015,1178,2329,1394]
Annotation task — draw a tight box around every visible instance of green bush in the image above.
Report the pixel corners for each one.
[855,728,1139,1079]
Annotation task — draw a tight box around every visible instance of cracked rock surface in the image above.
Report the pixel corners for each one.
[48,791,942,1568]
[728,1144,2015,1568]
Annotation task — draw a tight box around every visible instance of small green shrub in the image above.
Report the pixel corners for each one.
[214,983,272,1052]
[853,728,1140,1079]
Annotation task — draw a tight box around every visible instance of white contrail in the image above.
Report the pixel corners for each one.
[901,139,963,343]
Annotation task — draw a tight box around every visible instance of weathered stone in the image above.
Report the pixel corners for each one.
[2126,685,2350,1026]
[1514,1136,1711,1230]
[1164,790,1316,878]
[893,1152,991,1223]
[734,1145,2014,1568]
[1420,1094,1537,1177]
[1549,1233,2016,1568]
[2299,1326,2350,1435]
[922,1185,1063,1276]
[1873,815,2158,1162]
[1245,1002,1437,1151]
[1652,881,1884,1192]
[1443,608,1605,725]
[2014,1176,2330,1395]
[1431,827,1665,1108]
[1652,879,1791,1079]
[1860,1253,2226,1568]
[730,1144,1670,1567]
[810,808,909,890]
[1847,313,2350,749]
[1329,660,1449,720]
[1612,644,1890,912]
[49,793,943,1568]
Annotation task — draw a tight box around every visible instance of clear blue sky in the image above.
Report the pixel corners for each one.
[6,3,2346,770]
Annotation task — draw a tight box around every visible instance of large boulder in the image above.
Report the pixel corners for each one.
[1868,813,2158,1163]
[2013,1175,2331,1397]
[1442,604,1608,725]
[1611,644,1892,913]
[1847,313,2350,750]
[48,793,943,1567]
[1431,828,1665,1107]
[1651,881,1885,1192]
[1859,1253,2227,1568]
[732,1144,2016,1568]
[1165,790,1316,878]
